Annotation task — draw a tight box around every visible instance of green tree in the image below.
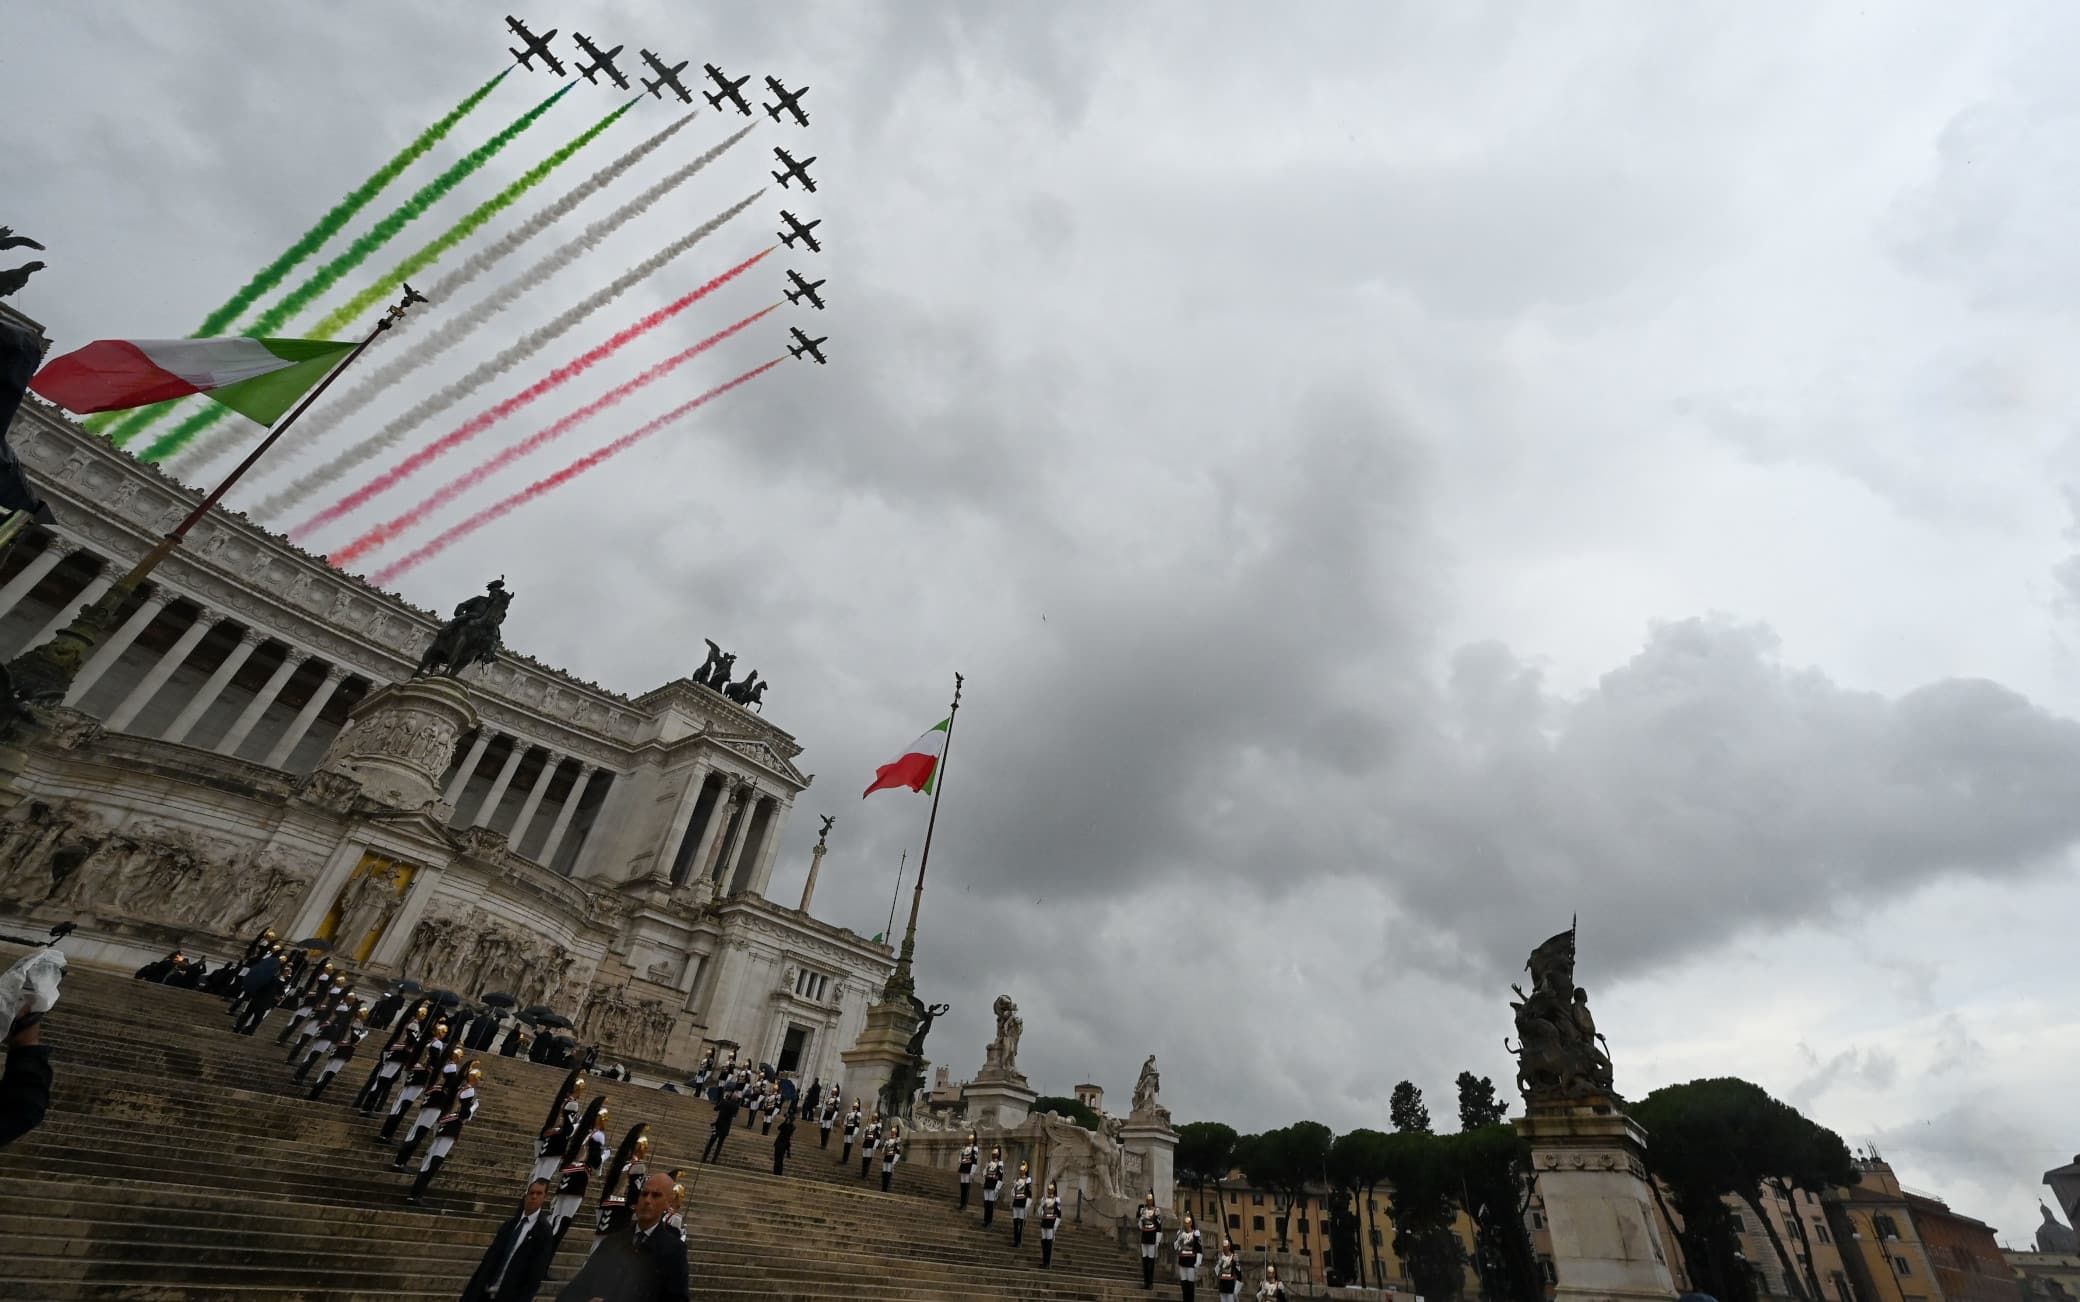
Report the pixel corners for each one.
[1381,1129,1465,1301]
[1238,1121,1334,1255]
[1030,1095,1103,1131]
[1176,1121,1240,1246]
[1327,1189,1362,1285]
[1328,1127,1395,1288]
[1451,1123,1540,1302]
[1390,1080,1432,1134]
[1455,1071,1507,1130]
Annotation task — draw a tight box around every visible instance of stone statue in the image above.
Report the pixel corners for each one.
[1505,920,1616,1102]
[0,262,45,299]
[692,639,736,692]
[983,994,1024,1078]
[0,227,48,252]
[414,578,511,678]
[1132,1054,1162,1116]
[723,670,766,708]
[740,679,768,711]
[816,815,835,846]
[332,864,401,955]
[905,998,950,1059]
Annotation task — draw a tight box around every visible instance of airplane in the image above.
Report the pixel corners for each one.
[505,16,565,76]
[777,210,822,253]
[784,270,826,310]
[771,147,818,193]
[401,282,429,308]
[640,49,693,103]
[573,33,628,89]
[788,327,829,365]
[703,63,753,115]
[763,76,811,126]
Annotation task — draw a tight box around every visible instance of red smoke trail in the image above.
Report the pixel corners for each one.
[328,303,779,567]
[292,245,773,538]
[364,358,785,587]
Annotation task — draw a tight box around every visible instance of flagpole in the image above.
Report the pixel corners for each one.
[884,848,907,943]
[4,291,424,704]
[883,671,962,1001]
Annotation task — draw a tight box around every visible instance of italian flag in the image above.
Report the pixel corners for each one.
[863,718,950,797]
[30,337,356,427]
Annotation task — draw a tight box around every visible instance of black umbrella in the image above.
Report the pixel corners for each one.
[537,1012,575,1030]
[294,937,334,952]
[480,991,517,1008]
[429,988,461,1006]
[520,1003,556,1020]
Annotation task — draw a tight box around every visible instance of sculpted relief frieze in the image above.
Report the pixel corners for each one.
[397,904,589,1008]
[573,985,676,1061]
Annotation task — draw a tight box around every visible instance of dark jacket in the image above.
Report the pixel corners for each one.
[460,1208,555,1302]
[0,1043,52,1147]
[553,1221,688,1302]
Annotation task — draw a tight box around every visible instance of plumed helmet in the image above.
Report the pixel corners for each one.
[467,1065,482,1081]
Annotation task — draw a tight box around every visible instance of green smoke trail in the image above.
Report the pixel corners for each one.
[310,97,636,339]
[137,82,577,464]
[93,68,511,442]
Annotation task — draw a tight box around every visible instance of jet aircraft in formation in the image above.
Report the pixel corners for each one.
[703,63,754,115]
[788,327,829,365]
[784,271,826,310]
[764,76,811,126]
[771,148,818,192]
[506,16,565,75]
[640,49,693,103]
[573,33,628,89]
[777,211,822,253]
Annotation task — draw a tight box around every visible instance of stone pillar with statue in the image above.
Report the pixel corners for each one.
[1118,1053,1178,1208]
[962,994,1038,1128]
[1507,921,1680,1302]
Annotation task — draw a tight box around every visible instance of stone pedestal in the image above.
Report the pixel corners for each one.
[316,677,477,810]
[1119,1113,1179,1202]
[963,1071,1038,1129]
[1516,1099,1679,1302]
[839,995,921,1116]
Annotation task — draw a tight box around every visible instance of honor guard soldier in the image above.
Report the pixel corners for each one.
[405,1063,481,1202]
[878,1122,902,1191]
[761,1087,782,1134]
[1255,1264,1288,1301]
[818,1093,839,1149]
[1174,1214,1206,1301]
[293,994,356,1082]
[957,1132,981,1208]
[838,1100,862,1165]
[588,1125,649,1256]
[664,1171,686,1234]
[533,1069,586,1183]
[309,1007,369,1099]
[377,1019,449,1141]
[356,1000,431,1115]
[1010,1161,1034,1244]
[1136,1190,1164,1289]
[859,1111,882,1180]
[275,962,336,1046]
[551,1097,609,1242]
[1214,1239,1244,1300]
[393,1045,464,1158]
[981,1147,1005,1227]
[691,1053,714,1095]
[1038,1182,1065,1267]
[773,1112,795,1176]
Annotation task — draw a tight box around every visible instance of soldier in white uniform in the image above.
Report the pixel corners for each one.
[1136,1190,1164,1290]
[355,1001,431,1115]
[1174,1213,1206,1301]
[1254,1264,1288,1301]
[878,1122,903,1191]
[308,1007,370,1099]
[1010,1161,1035,1245]
[818,1094,840,1149]
[532,1070,585,1184]
[551,1097,610,1244]
[375,1019,447,1140]
[838,1100,862,1165]
[956,1132,980,1209]
[980,1147,1005,1228]
[1214,1239,1245,1300]
[858,1112,883,1180]
[292,995,357,1082]
[404,1064,481,1203]
[1037,1181,1065,1267]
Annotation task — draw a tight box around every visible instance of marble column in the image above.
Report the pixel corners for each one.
[263,664,348,769]
[507,751,563,854]
[751,797,790,896]
[659,762,712,885]
[63,589,167,705]
[162,626,265,745]
[371,861,448,970]
[534,764,595,870]
[215,647,308,757]
[0,537,75,618]
[105,607,219,732]
[707,788,757,899]
[469,738,528,831]
[287,839,369,941]
[441,728,495,805]
[690,783,745,888]
[799,840,829,913]
[20,572,111,657]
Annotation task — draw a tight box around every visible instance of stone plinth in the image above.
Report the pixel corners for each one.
[1516,1099,1679,1302]
[839,995,921,1115]
[963,1071,1038,1129]
[1118,1114,1179,1203]
[316,676,477,810]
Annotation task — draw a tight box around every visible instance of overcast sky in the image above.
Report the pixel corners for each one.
[11,2,2080,1244]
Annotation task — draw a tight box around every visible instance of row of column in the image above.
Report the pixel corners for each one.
[0,538,356,768]
[659,765,783,897]
[442,729,599,871]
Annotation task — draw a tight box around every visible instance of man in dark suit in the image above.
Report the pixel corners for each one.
[554,1173,688,1302]
[461,1179,555,1302]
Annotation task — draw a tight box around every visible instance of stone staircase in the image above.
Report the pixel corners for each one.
[0,950,1151,1301]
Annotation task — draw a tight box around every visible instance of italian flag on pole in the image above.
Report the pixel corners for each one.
[863,718,950,797]
[30,337,357,426]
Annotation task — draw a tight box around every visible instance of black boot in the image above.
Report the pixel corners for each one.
[840,1143,852,1166]
[960,1183,970,1209]
[983,1201,995,1228]
[292,1049,320,1082]
[1143,1256,1156,1289]
[406,1154,441,1202]
[881,1169,893,1192]
[820,1129,831,1149]
[1013,1218,1024,1247]
[377,1102,410,1141]
[393,1127,425,1170]
[274,1019,298,1046]
[1182,1282,1196,1302]
[308,1072,333,1101]
[1041,1237,1053,1268]
[861,1156,871,1179]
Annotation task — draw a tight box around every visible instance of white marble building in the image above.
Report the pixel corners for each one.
[0,305,890,1076]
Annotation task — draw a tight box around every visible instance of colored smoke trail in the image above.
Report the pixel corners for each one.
[308,98,637,338]
[365,358,785,587]
[296,246,774,539]
[90,68,511,442]
[168,111,705,479]
[327,301,778,566]
[244,186,764,526]
[134,83,577,464]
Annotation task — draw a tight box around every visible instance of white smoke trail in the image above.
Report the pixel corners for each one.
[169,115,741,479]
[243,186,766,527]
